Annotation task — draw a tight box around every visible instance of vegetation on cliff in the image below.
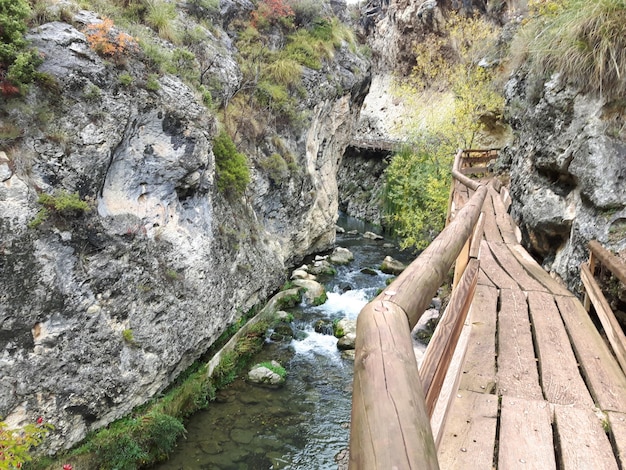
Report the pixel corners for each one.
[519,0,626,101]
[383,12,504,250]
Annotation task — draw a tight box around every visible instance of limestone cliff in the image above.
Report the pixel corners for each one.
[501,71,626,290]
[0,4,369,451]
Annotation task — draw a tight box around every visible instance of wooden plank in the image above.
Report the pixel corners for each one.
[350,301,438,469]
[498,396,556,469]
[422,259,479,415]
[581,263,626,375]
[453,239,470,289]
[607,411,626,469]
[554,404,619,470]
[459,284,498,394]
[497,288,543,400]
[507,243,574,297]
[527,291,595,407]
[479,240,518,290]
[488,242,548,292]
[480,191,502,243]
[430,314,473,448]
[554,295,626,413]
[477,268,496,288]
[437,390,498,469]
[489,186,518,245]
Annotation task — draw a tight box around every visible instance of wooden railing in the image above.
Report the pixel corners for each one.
[348,149,497,469]
[581,241,626,375]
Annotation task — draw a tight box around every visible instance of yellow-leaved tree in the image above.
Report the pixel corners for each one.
[383,12,504,250]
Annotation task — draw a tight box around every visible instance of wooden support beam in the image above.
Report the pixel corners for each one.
[468,213,484,259]
[580,263,626,376]
[421,259,479,416]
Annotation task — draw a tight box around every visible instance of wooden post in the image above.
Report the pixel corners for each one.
[583,249,595,312]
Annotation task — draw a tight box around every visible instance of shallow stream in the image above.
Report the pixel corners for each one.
[154,215,416,469]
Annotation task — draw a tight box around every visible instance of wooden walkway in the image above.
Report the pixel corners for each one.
[437,180,626,469]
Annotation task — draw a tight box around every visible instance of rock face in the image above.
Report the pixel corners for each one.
[0,8,369,452]
[501,72,626,289]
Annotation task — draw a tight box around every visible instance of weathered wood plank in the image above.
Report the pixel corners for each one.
[507,244,574,297]
[554,295,626,413]
[488,242,548,292]
[554,404,619,470]
[478,240,518,290]
[581,263,626,375]
[497,288,543,400]
[488,186,518,245]
[607,411,626,469]
[350,301,438,469]
[527,291,595,407]
[430,315,473,448]
[498,396,556,469]
[480,190,502,243]
[422,259,479,415]
[500,186,511,212]
[459,284,498,394]
[437,390,498,469]
[477,268,496,288]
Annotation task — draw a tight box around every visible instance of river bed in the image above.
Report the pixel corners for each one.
[154,215,418,469]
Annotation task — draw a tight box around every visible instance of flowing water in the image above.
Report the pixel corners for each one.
[155,215,416,470]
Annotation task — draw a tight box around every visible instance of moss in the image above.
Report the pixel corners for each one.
[257,361,287,379]
[312,291,327,306]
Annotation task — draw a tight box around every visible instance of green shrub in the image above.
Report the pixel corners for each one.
[0,0,42,96]
[29,191,90,228]
[259,153,290,185]
[521,0,626,100]
[145,0,179,43]
[212,130,250,197]
[146,73,160,91]
[119,72,134,86]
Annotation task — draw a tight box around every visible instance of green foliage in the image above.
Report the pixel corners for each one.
[332,318,344,338]
[146,73,160,90]
[383,144,452,250]
[29,191,89,228]
[212,130,250,197]
[383,11,504,250]
[259,152,290,185]
[85,411,185,470]
[0,0,42,96]
[122,328,136,345]
[118,72,134,86]
[145,0,179,43]
[519,0,626,100]
[0,419,53,470]
[312,291,327,306]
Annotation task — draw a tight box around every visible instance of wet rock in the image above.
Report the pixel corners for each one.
[247,360,286,388]
[363,231,383,240]
[314,320,335,335]
[330,246,354,264]
[360,267,378,275]
[292,279,326,305]
[309,259,337,276]
[380,255,406,275]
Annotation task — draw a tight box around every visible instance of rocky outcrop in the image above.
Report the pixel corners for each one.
[501,72,626,290]
[0,6,369,452]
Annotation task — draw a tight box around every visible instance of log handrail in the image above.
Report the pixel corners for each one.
[581,241,626,375]
[348,148,493,469]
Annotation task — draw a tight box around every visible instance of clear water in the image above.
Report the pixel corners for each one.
[154,215,414,470]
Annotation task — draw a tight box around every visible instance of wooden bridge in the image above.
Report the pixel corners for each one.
[348,149,626,469]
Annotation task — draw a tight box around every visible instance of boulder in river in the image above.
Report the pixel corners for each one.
[380,255,407,275]
[363,231,383,240]
[247,360,286,387]
[330,246,354,264]
[292,279,327,305]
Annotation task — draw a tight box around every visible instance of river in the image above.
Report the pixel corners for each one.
[154,215,418,469]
